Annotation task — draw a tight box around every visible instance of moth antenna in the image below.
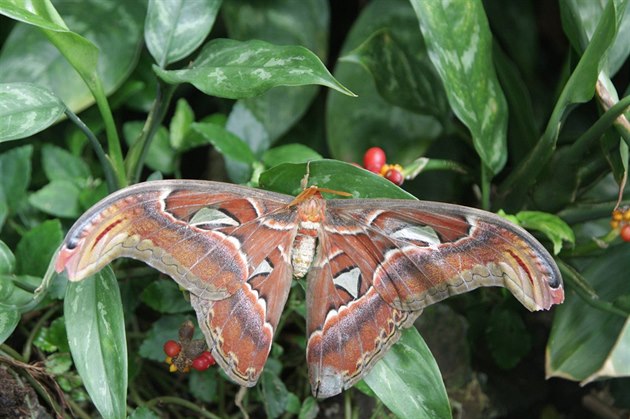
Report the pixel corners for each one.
[301,161,312,190]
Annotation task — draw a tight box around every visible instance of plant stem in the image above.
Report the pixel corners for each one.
[480,164,491,210]
[568,94,630,159]
[144,396,223,419]
[558,259,628,317]
[557,200,630,224]
[65,109,118,193]
[125,82,177,183]
[22,304,58,362]
[92,79,127,188]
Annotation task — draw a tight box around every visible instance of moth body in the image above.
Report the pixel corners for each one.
[292,193,326,278]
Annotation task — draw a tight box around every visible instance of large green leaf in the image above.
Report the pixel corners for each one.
[145,0,221,67]
[560,0,630,76]
[0,240,16,275]
[41,144,90,183]
[0,0,145,112]
[0,145,33,211]
[191,121,256,165]
[0,306,20,344]
[259,160,415,199]
[154,38,354,99]
[497,0,622,209]
[547,245,630,382]
[29,180,81,218]
[222,0,330,164]
[341,28,448,119]
[15,219,62,278]
[409,0,508,174]
[65,267,128,419]
[0,82,65,142]
[326,0,442,166]
[363,328,452,419]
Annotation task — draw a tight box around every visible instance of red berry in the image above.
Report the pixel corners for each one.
[363,147,386,173]
[200,351,216,366]
[192,355,211,371]
[163,340,181,358]
[621,224,630,242]
[384,169,404,186]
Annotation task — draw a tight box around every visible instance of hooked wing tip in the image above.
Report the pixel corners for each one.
[54,246,77,279]
[550,284,565,307]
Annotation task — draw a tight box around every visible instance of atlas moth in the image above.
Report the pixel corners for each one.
[54,168,563,398]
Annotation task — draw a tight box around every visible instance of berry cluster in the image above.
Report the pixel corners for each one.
[611,206,630,242]
[362,147,405,186]
[163,321,216,373]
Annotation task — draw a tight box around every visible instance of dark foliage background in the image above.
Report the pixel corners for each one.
[0,0,629,418]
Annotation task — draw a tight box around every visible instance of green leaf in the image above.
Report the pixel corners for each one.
[29,180,81,218]
[169,98,196,150]
[0,145,33,211]
[364,328,452,419]
[145,0,221,67]
[15,219,63,277]
[188,369,218,403]
[547,245,630,382]
[154,38,355,99]
[325,0,442,166]
[0,240,16,275]
[0,274,40,309]
[409,0,508,174]
[0,194,7,230]
[341,29,448,118]
[44,352,73,375]
[0,82,65,142]
[560,0,630,76]
[124,122,176,174]
[129,406,160,419]
[191,122,256,164]
[498,0,621,208]
[222,0,332,182]
[261,367,289,419]
[0,306,20,344]
[64,267,127,419]
[34,316,69,353]
[298,397,319,419]
[261,144,322,168]
[140,280,192,314]
[41,144,90,183]
[485,307,532,369]
[515,211,575,255]
[0,0,145,112]
[259,160,415,199]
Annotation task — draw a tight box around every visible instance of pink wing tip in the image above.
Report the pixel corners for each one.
[550,286,565,306]
[55,246,77,278]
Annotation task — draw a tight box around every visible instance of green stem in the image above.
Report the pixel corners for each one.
[144,396,222,419]
[344,390,352,419]
[557,200,630,224]
[92,79,126,188]
[125,82,177,184]
[66,397,92,419]
[568,95,630,159]
[558,259,628,317]
[64,109,118,193]
[22,304,58,362]
[563,229,619,258]
[0,343,24,360]
[480,164,491,211]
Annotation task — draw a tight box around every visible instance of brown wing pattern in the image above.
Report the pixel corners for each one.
[306,199,563,397]
[191,238,294,386]
[55,180,293,299]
